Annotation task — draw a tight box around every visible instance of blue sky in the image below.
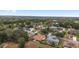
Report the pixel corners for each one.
[0,10,79,17]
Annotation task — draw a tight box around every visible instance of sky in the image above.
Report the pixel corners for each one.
[0,10,79,17]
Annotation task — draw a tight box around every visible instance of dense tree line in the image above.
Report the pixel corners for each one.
[58,20,79,29]
[0,29,29,48]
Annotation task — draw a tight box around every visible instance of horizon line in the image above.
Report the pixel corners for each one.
[0,15,79,17]
[0,10,79,17]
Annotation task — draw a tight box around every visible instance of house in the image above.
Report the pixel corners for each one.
[65,34,77,41]
[23,27,36,33]
[33,34,46,41]
[64,39,79,48]
[36,25,44,30]
[49,26,65,32]
[28,32,35,38]
[67,28,76,35]
[29,28,35,32]
[57,27,65,33]
[47,33,59,45]
[64,35,79,48]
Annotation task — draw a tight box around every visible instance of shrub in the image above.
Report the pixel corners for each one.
[76,33,79,41]
[23,32,29,41]
[12,30,29,42]
[0,32,8,44]
[41,29,48,35]
[18,37,26,48]
[55,32,66,37]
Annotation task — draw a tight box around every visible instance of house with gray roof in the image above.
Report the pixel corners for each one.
[47,33,59,46]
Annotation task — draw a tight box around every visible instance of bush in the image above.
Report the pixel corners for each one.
[41,29,48,35]
[18,37,26,48]
[39,40,48,45]
[55,32,66,37]
[76,33,79,41]
[12,30,29,42]
[0,32,8,44]
[23,32,29,41]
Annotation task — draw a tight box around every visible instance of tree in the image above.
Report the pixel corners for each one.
[12,29,29,42]
[0,32,8,44]
[5,28,14,42]
[55,32,66,37]
[76,33,79,41]
[72,23,79,29]
[23,32,29,41]
[41,29,48,35]
[18,37,26,48]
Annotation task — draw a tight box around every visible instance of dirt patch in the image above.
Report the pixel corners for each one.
[25,41,52,48]
[0,42,18,48]
[25,41,38,48]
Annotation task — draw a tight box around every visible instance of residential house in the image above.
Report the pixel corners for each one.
[49,26,65,32]
[36,25,44,30]
[47,33,59,45]
[64,34,79,48]
[33,34,46,41]
[64,34,77,41]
